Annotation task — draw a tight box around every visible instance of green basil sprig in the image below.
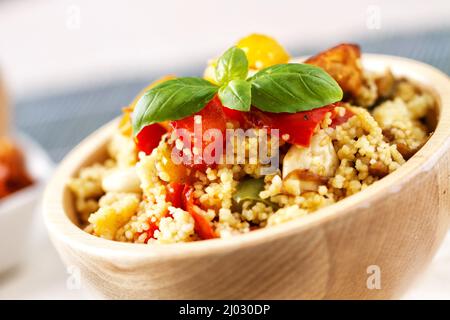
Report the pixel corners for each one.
[215,47,251,111]
[218,79,252,111]
[249,64,343,113]
[215,46,248,84]
[132,46,343,136]
[132,78,217,135]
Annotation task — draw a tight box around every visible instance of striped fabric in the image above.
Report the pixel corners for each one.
[15,29,450,161]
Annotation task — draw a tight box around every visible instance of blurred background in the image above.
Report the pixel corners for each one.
[0,0,449,299]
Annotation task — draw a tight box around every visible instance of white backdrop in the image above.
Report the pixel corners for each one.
[0,0,449,96]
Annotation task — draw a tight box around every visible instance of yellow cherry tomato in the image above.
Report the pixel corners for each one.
[237,34,290,70]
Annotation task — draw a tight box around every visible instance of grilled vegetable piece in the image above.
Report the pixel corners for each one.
[233,178,264,205]
[306,44,363,99]
[183,185,217,240]
[233,178,278,209]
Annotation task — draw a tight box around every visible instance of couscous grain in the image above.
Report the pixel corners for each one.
[68,36,435,244]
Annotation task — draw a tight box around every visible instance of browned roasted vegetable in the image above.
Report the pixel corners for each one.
[368,161,389,178]
[375,69,395,98]
[0,137,33,199]
[305,44,363,99]
[396,143,418,160]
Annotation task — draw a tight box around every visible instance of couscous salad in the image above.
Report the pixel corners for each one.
[69,34,435,244]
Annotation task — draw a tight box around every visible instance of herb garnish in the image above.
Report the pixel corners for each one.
[133,46,343,136]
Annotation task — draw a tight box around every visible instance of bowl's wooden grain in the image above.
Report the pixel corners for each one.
[44,55,450,299]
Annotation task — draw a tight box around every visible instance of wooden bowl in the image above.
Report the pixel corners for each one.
[43,55,450,299]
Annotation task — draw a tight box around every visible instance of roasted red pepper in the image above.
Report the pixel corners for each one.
[169,95,228,170]
[239,103,340,147]
[222,106,246,126]
[136,96,351,165]
[165,182,185,208]
[140,182,183,243]
[135,123,167,155]
[171,95,228,134]
[141,220,160,244]
[330,106,354,128]
[182,185,216,240]
[225,100,350,148]
[140,183,217,242]
[159,182,217,240]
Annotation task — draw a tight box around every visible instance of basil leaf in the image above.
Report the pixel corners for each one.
[250,63,343,113]
[132,77,218,135]
[218,79,251,111]
[215,46,248,85]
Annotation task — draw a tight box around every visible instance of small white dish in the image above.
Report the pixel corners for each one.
[0,132,53,273]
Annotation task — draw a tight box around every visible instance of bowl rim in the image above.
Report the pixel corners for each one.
[43,54,450,261]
